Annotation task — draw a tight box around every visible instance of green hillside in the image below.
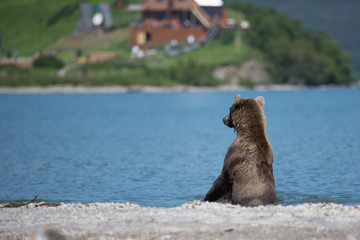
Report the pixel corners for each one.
[0,0,132,56]
[1,0,76,55]
[0,1,355,86]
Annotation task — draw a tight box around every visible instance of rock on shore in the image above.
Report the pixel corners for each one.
[1,201,360,240]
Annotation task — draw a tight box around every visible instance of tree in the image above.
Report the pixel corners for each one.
[227,2,354,85]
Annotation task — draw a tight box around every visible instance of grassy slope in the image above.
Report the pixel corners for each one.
[0,0,254,86]
[0,0,248,57]
[0,0,76,55]
[0,0,132,56]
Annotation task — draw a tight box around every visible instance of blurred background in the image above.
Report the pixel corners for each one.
[0,0,359,87]
[1,1,360,207]
[234,0,360,79]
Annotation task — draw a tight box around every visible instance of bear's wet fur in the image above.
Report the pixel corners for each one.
[204,94,276,206]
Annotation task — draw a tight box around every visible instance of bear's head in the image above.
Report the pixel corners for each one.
[223,94,266,133]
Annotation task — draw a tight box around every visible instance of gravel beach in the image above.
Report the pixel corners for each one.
[1,201,360,240]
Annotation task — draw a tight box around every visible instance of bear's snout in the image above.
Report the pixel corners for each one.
[223,114,234,128]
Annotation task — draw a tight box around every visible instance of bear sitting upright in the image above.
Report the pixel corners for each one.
[204,94,276,206]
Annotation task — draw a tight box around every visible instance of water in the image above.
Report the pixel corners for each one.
[0,89,359,207]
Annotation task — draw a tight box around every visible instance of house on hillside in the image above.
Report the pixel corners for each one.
[129,0,226,46]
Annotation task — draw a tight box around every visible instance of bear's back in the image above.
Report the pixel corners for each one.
[225,135,276,205]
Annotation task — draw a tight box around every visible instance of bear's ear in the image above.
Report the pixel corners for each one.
[256,96,265,107]
[234,94,241,105]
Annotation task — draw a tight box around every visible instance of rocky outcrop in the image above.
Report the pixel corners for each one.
[213,59,269,85]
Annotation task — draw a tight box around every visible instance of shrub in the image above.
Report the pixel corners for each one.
[33,56,65,69]
[220,29,235,45]
[227,2,355,85]
[167,59,219,86]
[47,2,79,26]
[239,78,256,88]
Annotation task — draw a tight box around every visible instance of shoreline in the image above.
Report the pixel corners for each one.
[0,84,358,94]
[1,201,360,239]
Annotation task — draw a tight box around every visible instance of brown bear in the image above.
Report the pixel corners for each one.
[204,94,276,206]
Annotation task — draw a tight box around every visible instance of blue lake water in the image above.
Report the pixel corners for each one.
[0,89,360,207]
